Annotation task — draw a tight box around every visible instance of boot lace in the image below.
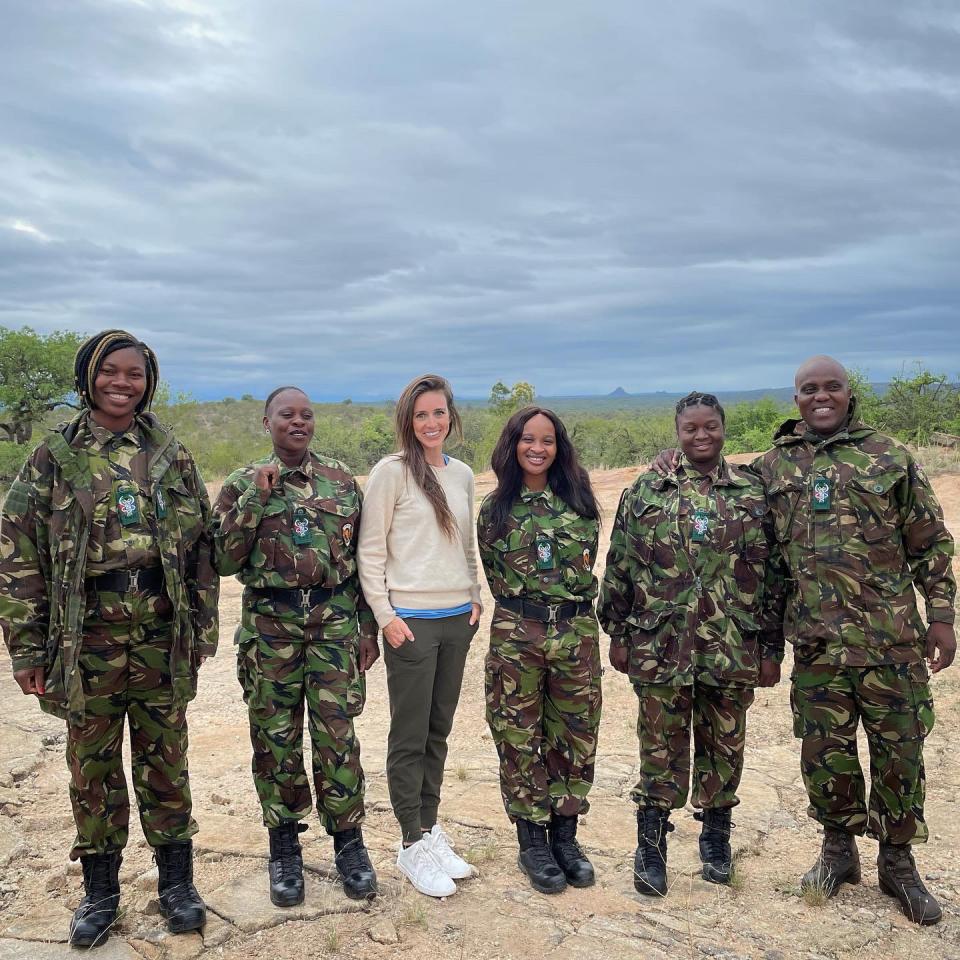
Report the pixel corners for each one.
[696,811,733,863]
[335,832,371,876]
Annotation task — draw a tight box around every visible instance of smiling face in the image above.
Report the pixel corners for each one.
[264,388,314,465]
[794,357,851,437]
[516,413,557,490]
[412,390,450,454]
[90,346,147,431]
[676,403,725,472]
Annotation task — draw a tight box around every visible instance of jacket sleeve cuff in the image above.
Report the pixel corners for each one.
[11,653,47,672]
[927,607,956,626]
[236,484,267,518]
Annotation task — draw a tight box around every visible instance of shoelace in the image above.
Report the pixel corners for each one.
[337,836,370,875]
[274,830,302,879]
[553,835,586,858]
[159,849,199,908]
[524,843,561,871]
[640,816,674,847]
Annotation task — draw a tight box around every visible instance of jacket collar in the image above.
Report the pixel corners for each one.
[649,455,749,491]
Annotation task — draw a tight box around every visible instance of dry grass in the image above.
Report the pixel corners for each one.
[462,838,498,866]
[914,444,960,477]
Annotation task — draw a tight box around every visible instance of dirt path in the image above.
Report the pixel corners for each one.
[2,469,960,960]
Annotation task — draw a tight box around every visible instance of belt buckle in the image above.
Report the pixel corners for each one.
[546,605,559,625]
[299,588,312,609]
[127,569,141,593]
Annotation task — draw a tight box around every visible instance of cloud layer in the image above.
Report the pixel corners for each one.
[2,0,958,399]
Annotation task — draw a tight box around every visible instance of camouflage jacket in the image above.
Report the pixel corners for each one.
[477,485,599,604]
[212,451,376,644]
[751,414,956,667]
[598,456,784,687]
[0,412,219,721]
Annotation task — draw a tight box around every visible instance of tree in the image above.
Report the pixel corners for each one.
[880,363,959,445]
[488,380,535,418]
[0,326,84,444]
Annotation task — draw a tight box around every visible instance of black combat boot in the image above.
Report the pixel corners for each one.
[516,819,567,894]
[634,807,673,896]
[154,841,206,933]
[877,843,942,925]
[696,807,733,885]
[549,813,595,888]
[333,828,378,900]
[69,851,122,948]
[800,827,860,897]
[268,821,307,907]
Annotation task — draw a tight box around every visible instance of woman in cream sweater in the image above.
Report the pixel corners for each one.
[357,374,481,898]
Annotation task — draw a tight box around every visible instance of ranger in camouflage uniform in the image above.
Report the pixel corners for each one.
[600,392,783,896]
[477,406,602,894]
[0,330,217,948]
[212,386,379,905]
[752,356,956,925]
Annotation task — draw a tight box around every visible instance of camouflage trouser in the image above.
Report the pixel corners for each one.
[237,631,366,833]
[67,614,196,859]
[631,681,754,811]
[485,610,602,825]
[791,661,934,844]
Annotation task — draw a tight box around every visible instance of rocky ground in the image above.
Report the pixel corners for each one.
[1,465,960,960]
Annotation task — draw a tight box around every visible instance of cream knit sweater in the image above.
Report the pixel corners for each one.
[357,454,481,628]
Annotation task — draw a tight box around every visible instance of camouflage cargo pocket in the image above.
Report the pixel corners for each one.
[346,642,366,718]
[236,637,258,705]
[485,660,505,733]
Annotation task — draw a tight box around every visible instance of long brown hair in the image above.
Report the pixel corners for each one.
[394,374,464,539]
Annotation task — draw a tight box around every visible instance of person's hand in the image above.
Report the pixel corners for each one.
[469,603,481,626]
[253,464,281,504]
[359,635,380,671]
[383,617,415,649]
[13,666,45,696]
[651,448,680,477]
[926,622,956,673]
[608,642,629,674]
[759,658,781,687]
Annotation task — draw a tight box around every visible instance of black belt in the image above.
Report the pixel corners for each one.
[495,596,593,624]
[87,567,166,595]
[249,582,348,609]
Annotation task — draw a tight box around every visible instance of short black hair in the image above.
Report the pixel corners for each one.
[264,385,308,413]
[74,330,159,413]
[675,391,725,425]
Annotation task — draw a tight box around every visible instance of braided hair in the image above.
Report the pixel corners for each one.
[674,390,725,425]
[74,329,159,413]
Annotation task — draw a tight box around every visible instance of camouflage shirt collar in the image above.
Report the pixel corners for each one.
[270,450,314,480]
[83,411,143,450]
[520,482,553,502]
[676,454,748,489]
[773,397,874,450]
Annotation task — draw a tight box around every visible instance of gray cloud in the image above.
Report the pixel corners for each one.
[1,0,958,400]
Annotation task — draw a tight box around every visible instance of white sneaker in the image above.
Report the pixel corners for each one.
[396,839,457,898]
[424,824,475,879]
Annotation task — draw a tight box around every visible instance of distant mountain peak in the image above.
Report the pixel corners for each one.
[608,386,630,397]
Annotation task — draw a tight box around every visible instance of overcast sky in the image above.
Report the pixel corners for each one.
[2,1,958,400]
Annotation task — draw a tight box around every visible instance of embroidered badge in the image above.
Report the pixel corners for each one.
[582,547,591,570]
[116,488,140,527]
[342,521,354,547]
[535,536,555,570]
[292,507,312,546]
[812,475,832,511]
[155,486,167,520]
[691,509,710,543]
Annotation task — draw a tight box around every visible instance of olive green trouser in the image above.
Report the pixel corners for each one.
[383,613,478,844]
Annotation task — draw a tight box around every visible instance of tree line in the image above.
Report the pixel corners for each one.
[2,327,959,484]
